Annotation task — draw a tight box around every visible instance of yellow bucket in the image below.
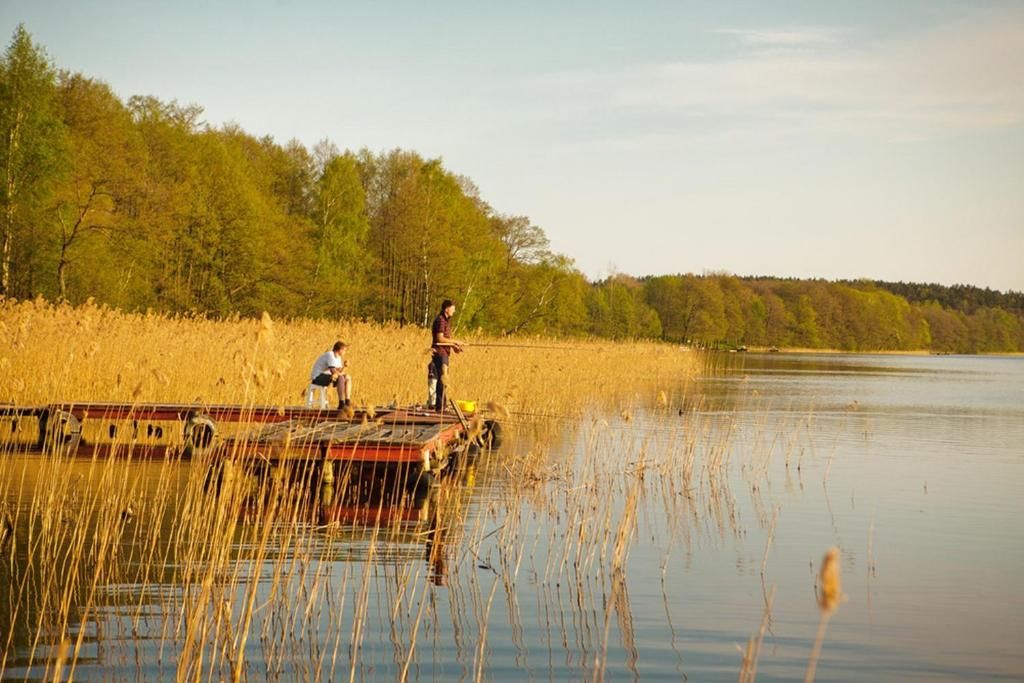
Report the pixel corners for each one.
[455,399,476,414]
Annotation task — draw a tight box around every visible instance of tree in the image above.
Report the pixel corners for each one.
[216,126,315,316]
[51,73,142,300]
[310,149,371,317]
[588,274,662,339]
[360,149,430,324]
[492,214,550,270]
[679,275,726,343]
[791,294,821,348]
[125,95,206,311]
[0,24,66,296]
[802,281,840,348]
[265,138,313,217]
[643,275,685,341]
[762,290,793,347]
[716,275,749,345]
[743,294,769,346]
[968,307,1020,353]
[918,302,957,351]
[830,285,869,350]
[470,213,561,334]
[360,150,501,328]
[543,257,590,336]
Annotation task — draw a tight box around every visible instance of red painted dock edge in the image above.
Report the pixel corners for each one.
[1,402,471,464]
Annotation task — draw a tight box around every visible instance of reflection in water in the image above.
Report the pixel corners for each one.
[1,354,1023,680]
[316,466,457,587]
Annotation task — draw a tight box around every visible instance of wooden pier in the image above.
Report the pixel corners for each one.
[0,402,499,482]
[220,407,476,485]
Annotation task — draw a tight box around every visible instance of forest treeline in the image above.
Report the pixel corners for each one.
[1,25,1021,353]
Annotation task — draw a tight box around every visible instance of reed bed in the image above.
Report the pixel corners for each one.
[0,298,695,413]
[0,299,847,681]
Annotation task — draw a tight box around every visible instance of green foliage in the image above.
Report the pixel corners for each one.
[2,25,1020,353]
[855,279,1024,315]
[52,73,143,301]
[919,301,969,352]
[642,275,1021,353]
[0,24,67,297]
[588,275,662,340]
[310,147,370,318]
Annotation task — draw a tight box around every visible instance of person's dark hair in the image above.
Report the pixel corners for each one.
[332,340,347,352]
[440,299,455,312]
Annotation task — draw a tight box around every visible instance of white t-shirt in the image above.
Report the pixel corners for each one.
[310,350,342,381]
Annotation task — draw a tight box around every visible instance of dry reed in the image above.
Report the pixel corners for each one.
[805,547,845,683]
[0,298,852,681]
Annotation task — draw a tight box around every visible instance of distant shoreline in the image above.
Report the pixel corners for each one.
[734,346,1024,357]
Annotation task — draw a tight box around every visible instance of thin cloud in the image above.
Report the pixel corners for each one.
[528,8,1024,143]
[711,27,843,48]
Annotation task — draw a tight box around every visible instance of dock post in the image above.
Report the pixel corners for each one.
[320,460,335,506]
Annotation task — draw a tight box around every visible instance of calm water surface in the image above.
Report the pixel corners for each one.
[665,353,1024,681]
[2,353,1022,681]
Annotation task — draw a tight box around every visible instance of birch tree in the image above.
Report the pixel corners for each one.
[0,24,66,296]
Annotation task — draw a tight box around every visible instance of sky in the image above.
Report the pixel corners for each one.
[3,1,1022,292]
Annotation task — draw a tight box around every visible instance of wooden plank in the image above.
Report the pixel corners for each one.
[228,419,377,446]
[222,415,465,453]
[329,426,381,442]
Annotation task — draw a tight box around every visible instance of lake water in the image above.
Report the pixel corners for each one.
[654,353,1024,682]
[2,353,1022,681]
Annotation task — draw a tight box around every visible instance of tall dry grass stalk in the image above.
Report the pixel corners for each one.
[805,547,845,683]
[738,587,775,683]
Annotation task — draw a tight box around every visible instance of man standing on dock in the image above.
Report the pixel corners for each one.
[310,341,353,409]
[431,299,463,411]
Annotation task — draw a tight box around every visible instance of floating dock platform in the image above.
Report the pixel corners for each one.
[0,402,499,479]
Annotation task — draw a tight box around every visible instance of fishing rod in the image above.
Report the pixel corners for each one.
[464,342,588,351]
[432,341,590,351]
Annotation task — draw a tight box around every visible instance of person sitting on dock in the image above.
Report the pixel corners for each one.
[431,299,464,411]
[309,341,352,409]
